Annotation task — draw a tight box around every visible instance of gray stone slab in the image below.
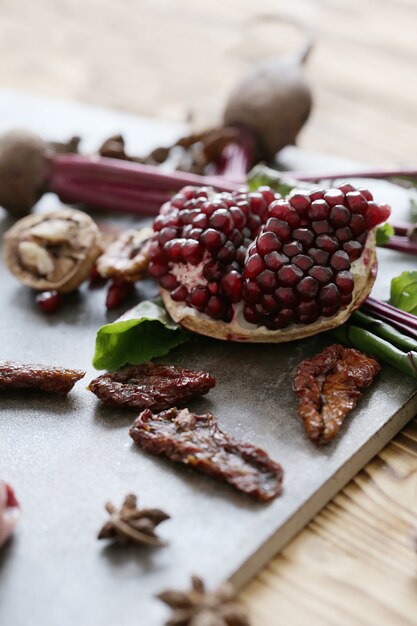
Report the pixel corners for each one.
[0,91,416,626]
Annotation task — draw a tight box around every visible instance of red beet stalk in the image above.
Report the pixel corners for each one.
[362,297,417,338]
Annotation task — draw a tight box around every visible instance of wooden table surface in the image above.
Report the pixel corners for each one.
[2,1,417,624]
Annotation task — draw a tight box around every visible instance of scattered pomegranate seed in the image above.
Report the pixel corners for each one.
[106,280,134,310]
[36,290,62,314]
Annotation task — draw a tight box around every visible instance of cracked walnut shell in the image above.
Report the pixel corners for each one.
[3,207,102,293]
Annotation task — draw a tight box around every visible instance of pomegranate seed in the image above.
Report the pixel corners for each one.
[244,304,258,324]
[293,228,315,248]
[338,182,356,194]
[256,270,277,293]
[217,242,236,264]
[192,213,208,229]
[309,266,333,283]
[158,226,178,245]
[289,193,311,214]
[358,187,373,201]
[309,189,325,201]
[335,270,354,294]
[316,234,339,254]
[269,200,300,227]
[181,240,203,264]
[324,189,345,207]
[319,283,341,307]
[249,193,268,218]
[264,218,291,242]
[357,232,368,246]
[203,261,222,282]
[321,304,341,317]
[205,296,226,319]
[236,245,247,264]
[309,248,329,265]
[257,231,280,255]
[244,254,264,279]
[274,308,295,328]
[201,228,226,251]
[283,241,303,258]
[275,287,297,307]
[148,261,169,278]
[236,200,250,218]
[230,229,243,248]
[180,210,196,225]
[293,254,313,271]
[343,240,363,260]
[171,194,187,209]
[335,226,353,243]
[297,301,319,322]
[309,199,329,220]
[106,281,134,310]
[189,286,210,310]
[164,238,186,262]
[159,273,179,290]
[365,202,390,228]
[349,214,366,236]
[208,282,220,295]
[297,276,319,300]
[264,251,288,271]
[201,201,220,217]
[89,264,107,288]
[220,271,243,302]
[188,228,203,241]
[261,294,279,313]
[341,293,353,306]
[346,191,368,214]
[36,290,62,314]
[171,285,189,301]
[277,264,303,286]
[330,205,351,228]
[330,250,350,271]
[244,280,263,303]
[209,209,234,234]
[222,306,233,323]
[312,220,333,235]
[181,186,199,200]
[258,186,277,205]
[230,207,246,229]
[153,214,179,231]
[247,213,262,233]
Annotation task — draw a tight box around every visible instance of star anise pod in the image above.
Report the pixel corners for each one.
[157,575,251,626]
[98,494,170,547]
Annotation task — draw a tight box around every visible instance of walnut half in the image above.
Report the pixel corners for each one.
[3,207,102,293]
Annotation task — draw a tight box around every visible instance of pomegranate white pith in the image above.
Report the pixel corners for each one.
[148,184,390,342]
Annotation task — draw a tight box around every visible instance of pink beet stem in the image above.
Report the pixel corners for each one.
[383,234,417,255]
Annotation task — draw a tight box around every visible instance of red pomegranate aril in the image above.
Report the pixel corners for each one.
[256,270,277,293]
[319,283,341,307]
[148,240,162,261]
[208,282,220,295]
[244,304,258,324]
[261,294,279,313]
[346,191,368,214]
[236,245,247,264]
[190,286,210,310]
[244,280,263,303]
[201,228,226,251]
[275,287,297,307]
[258,186,277,205]
[309,248,329,265]
[330,250,350,271]
[188,228,204,241]
[321,304,340,317]
[297,301,319,321]
[170,193,187,209]
[309,189,325,201]
[335,270,354,294]
[247,214,262,233]
[366,202,390,228]
[293,228,315,248]
[274,308,294,328]
[201,201,219,217]
[205,295,225,319]
[264,218,291,242]
[192,213,208,229]
[182,240,203,264]
[316,234,339,254]
[230,207,246,229]
[257,231,280,255]
[297,276,319,300]
[158,226,178,245]
[329,205,351,228]
[222,306,233,323]
[148,261,169,278]
[180,209,196,225]
[235,200,250,219]
[335,226,353,243]
[341,293,353,306]
[217,242,236,264]
[106,281,134,310]
[244,254,265,279]
[289,193,311,214]
[283,241,303,258]
[181,186,199,200]
[357,232,368,246]
[229,229,243,248]
[293,254,313,272]
[324,189,345,207]
[249,193,268,218]
[36,290,61,314]
[312,220,333,235]
[159,273,179,290]
[171,285,189,301]
[264,251,288,271]
[203,261,222,282]
[309,265,333,283]
[164,239,185,262]
[277,264,303,286]
[269,200,301,228]
[339,183,356,194]
[209,209,234,234]
[358,187,373,202]
[309,199,329,220]
[220,271,243,303]
[349,214,366,236]
[343,240,363,260]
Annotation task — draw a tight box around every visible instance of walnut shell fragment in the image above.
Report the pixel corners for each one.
[3,207,102,293]
[96,227,153,282]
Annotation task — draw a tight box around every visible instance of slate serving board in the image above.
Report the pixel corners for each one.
[0,91,416,626]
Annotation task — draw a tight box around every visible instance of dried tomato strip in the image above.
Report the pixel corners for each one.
[0,361,85,395]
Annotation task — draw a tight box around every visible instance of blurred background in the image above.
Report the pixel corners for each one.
[1,0,416,164]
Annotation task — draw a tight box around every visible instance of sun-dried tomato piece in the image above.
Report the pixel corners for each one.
[293,344,380,445]
[0,361,85,395]
[129,407,283,501]
[88,362,216,411]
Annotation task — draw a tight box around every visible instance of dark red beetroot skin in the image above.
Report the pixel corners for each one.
[148,184,390,329]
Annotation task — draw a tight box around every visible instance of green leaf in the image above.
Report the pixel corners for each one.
[246,164,299,196]
[375,223,394,245]
[389,271,417,314]
[92,299,191,371]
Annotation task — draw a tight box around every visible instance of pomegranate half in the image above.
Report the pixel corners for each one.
[148,184,390,342]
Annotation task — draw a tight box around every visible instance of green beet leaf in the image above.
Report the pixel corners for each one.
[390,271,417,315]
[92,299,191,371]
[247,164,298,196]
[375,223,394,245]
